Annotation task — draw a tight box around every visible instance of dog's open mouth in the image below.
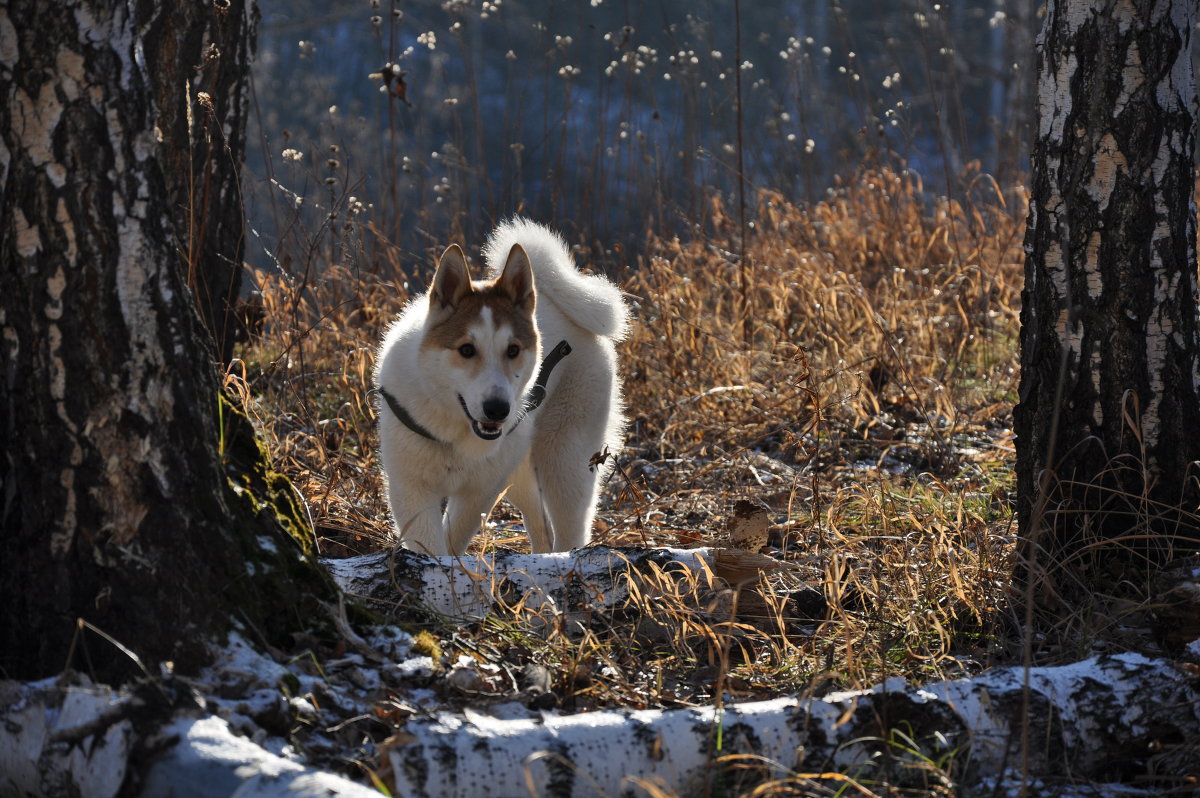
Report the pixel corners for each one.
[458,396,504,440]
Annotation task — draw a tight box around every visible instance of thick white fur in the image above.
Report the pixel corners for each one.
[375,219,630,555]
[482,217,629,340]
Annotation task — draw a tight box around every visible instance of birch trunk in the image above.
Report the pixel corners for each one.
[0,0,336,680]
[1015,0,1200,587]
[324,546,719,620]
[145,1,258,364]
[386,650,1200,797]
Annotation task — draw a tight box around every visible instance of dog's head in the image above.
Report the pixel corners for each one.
[422,243,540,440]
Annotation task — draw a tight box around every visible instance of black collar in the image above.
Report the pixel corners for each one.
[377,385,442,443]
[378,339,572,445]
[522,339,571,413]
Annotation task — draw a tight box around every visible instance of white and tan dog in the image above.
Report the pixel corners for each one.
[374,219,629,555]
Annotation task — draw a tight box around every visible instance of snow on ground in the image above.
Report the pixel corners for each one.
[138,715,377,797]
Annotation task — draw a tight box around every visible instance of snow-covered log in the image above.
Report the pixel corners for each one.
[387,650,1200,797]
[325,546,736,619]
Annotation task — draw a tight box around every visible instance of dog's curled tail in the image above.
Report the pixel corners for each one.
[484,217,630,341]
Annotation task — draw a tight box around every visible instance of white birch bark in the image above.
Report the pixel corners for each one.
[324,546,719,619]
[1015,0,1200,568]
[0,0,342,683]
[387,649,1200,797]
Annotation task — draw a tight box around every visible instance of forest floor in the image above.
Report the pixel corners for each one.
[225,169,1195,795]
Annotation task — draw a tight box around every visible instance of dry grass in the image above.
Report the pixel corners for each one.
[234,161,1024,681]
[624,167,1021,458]
[231,163,1028,794]
[231,258,405,552]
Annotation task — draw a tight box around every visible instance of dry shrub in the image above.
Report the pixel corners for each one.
[596,165,1027,689]
[623,166,1024,460]
[231,259,412,552]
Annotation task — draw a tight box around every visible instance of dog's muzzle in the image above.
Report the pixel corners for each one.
[458,395,505,440]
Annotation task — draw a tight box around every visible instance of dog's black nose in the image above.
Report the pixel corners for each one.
[482,398,510,421]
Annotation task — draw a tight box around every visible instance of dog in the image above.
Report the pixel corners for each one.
[374,218,630,555]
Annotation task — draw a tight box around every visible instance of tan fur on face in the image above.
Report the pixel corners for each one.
[423,287,538,361]
[424,242,538,362]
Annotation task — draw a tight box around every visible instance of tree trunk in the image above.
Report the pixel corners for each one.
[384,650,1200,797]
[325,546,721,619]
[1015,0,1200,593]
[0,0,335,681]
[144,1,257,364]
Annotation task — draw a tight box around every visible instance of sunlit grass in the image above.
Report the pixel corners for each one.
[231,160,1025,713]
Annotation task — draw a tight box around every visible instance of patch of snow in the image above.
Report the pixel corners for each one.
[1,681,131,798]
[853,455,912,475]
[391,655,436,678]
[289,695,318,718]
[138,715,377,797]
[362,625,416,664]
[208,632,287,682]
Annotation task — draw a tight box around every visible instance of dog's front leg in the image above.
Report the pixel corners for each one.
[387,480,451,555]
[443,487,506,556]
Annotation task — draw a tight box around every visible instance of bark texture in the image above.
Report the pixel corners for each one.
[386,651,1200,797]
[1016,0,1200,583]
[325,546,718,620]
[0,0,334,680]
[145,0,257,364]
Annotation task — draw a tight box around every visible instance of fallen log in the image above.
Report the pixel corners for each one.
[386,650,1200,797]
[323,546,788,620]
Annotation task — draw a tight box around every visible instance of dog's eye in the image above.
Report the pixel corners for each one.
[506,344,520,359]
[458,343,476,358]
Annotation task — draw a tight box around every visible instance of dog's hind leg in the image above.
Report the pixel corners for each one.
[509,459,554,553]
[536,453,602,551]
[526,356,622,551]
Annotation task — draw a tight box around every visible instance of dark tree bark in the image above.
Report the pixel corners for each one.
[144,0,257,365]
[1016,0,1200,594]
[0,0,335,680]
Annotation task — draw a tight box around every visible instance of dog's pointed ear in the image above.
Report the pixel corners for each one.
[496,244,535,310]
[430,244,472,310]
